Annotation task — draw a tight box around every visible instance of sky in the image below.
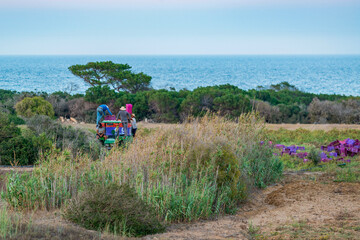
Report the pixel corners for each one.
[0,0,359,55]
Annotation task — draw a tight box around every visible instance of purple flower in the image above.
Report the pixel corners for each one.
[275,144,285,149]
[347,139,356,145]
[327,146,335,152]
[320,152,327,159]
[329,152,338,157]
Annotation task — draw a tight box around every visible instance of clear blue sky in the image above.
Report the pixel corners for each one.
[0,0,359,55]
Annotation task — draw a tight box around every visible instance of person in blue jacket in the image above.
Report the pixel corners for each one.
[96,104,112,127]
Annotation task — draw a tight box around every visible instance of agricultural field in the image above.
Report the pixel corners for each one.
[0,119,359,239]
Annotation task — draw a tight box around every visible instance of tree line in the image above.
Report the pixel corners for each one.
[1,61,360,125]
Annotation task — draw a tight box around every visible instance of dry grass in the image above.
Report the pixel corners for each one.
[266,123,360,131]
[62,120,360,133]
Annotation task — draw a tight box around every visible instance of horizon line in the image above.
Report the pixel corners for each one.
[1,53,360,56]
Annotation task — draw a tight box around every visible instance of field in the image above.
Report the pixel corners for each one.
[63,122,360,132]
[1,121,360,239]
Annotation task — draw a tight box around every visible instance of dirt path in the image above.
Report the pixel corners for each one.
[145,172,360,240]
[62,121,360,132]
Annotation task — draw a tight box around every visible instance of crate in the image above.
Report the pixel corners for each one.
[106,127,116,136]
[104,115,116,120]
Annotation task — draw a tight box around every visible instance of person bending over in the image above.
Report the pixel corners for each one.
[96,104,112,127]
[116,106,131,137]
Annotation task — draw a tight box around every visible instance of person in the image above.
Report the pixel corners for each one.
[131,113,137,138]
[97,104,112,127]
[96,123,107,144]
[116,106,131,137]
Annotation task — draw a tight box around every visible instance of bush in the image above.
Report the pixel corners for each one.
[46,94,70,118]
[0,135,38,165]
[7,114,25,125]
[15,96,54,118]
[308,147,321,166]
[26,115,101,159]
[308,98,360,124]
[67,98,98,123]
[64,183,165,237]
[0,112,38,165]
[242,144,283,188]
[148,90,182,123]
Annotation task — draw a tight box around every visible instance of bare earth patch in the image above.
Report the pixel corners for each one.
[62,121,360,133]
[146,172,360,240]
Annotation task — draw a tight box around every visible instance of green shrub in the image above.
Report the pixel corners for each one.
[242,144,283,188]
[0,112,38,165]
[64,183,164,237]
[15,96,54,118]
[26,115,101,159]
[0,135,38,165]
[308,147,321,166]
[0,112,20,139]
[7,114,25,125]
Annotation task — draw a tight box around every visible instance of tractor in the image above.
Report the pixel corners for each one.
[96,104,133,149]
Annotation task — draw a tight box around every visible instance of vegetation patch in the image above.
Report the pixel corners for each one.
[64,183,165,237]
[15,96,54,118]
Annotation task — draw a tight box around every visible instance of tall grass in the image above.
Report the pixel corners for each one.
[2,114,282,225]
[0,205,24,239]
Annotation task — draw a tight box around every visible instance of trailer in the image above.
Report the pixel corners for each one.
[97,119,132,149]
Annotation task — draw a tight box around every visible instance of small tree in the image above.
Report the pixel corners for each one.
[109,71,152,93]
[69,61,131,87]
[15,97,54,118]
[69,61,152,93]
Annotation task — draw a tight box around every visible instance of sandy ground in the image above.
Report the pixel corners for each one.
[144,172,360,240]
[63,122,360,132]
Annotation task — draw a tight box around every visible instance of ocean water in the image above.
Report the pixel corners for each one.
[0,55,359,96]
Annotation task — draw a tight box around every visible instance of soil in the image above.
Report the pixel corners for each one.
[62,122,360,132]
[145,172,360,240]
[1,169,359,240]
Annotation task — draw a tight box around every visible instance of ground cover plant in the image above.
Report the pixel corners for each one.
[265,127,360,184]
[64,183,165,236]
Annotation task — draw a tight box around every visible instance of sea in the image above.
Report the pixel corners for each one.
[0,55,359,96]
